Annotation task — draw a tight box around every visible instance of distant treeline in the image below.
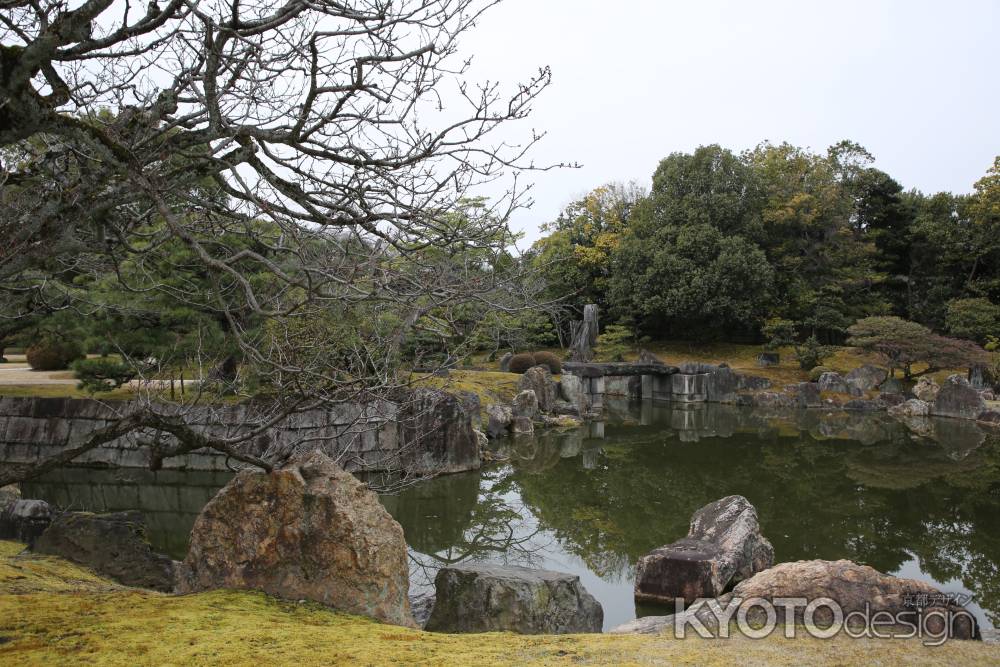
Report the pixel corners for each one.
[529,142,1000,346]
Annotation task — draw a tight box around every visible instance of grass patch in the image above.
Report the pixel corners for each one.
[0,541,997,666]
[0,385,135,400]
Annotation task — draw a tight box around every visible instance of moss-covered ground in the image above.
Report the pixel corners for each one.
[412,370,523,419]
[1,541,997,666]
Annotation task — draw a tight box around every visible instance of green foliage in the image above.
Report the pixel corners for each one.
[532,351,562,374]
[761,319,832,369]
[531,143,1000,346]
[762,318,797,351]
[530,183,645,313]
[508,353,537,374]
[25,339,84,371]
[609,219,775,336]
[945,297,1000,343]
[71,358,137,394]
[847,316,988,379]
[596,325,633,362]
[794,336,834,371]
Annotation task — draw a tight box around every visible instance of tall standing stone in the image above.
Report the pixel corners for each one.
[568,304,599,363]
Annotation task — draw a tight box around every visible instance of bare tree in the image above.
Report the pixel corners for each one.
[0,0,560,485]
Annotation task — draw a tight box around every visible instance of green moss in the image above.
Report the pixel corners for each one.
[413,370,522,419]
[1,541,998,665]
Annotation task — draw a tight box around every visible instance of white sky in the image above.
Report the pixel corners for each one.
[460,0,1000,244]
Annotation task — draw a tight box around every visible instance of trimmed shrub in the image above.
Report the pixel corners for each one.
[809,365,833,382]
[25,339,84,371]
[532,351,562,374]
[508,352,537,374]
[72,357,137,394]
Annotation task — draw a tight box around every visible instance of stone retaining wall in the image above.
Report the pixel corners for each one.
[0,390,479,476]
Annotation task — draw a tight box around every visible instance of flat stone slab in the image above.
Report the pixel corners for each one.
[562,362,679,378]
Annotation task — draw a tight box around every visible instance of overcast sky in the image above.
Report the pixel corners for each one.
[459,0,1000,244]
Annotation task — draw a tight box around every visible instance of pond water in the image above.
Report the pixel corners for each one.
[21,399,1000,632]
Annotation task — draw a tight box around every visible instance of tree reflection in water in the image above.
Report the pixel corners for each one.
[384,400,1000,628]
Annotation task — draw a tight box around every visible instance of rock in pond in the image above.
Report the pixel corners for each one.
[793,382,822,408]
[176,450,413,627]
[512,415,534,435]
[34,511,175,591]
[931,375,988,420]
[0,499,51,548]
[424,563,603,634]
[614,559,978,639]
[888,398,930,418]
[512,389,539,420]
[634,495,773,605]
[913,377,941,403]
[518,366,557,413]
[485,403,513,438]
[559,373,589,412]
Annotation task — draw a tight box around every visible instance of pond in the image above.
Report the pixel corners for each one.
[21,399,1000,632]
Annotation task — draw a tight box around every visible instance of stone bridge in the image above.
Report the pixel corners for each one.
[561,362,770,409]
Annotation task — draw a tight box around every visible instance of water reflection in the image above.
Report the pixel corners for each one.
[22,467,233,559]
[18,400,1000,631]
[388,400,1000,630]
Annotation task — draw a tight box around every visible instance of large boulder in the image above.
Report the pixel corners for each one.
[727,559,978,640]
[845,365,888,393]
[485,403,513,438]
[614,559,978,639]
[397,389,480,475]
[559,373,589,412]
[817,372,850,394]
[931,375,988,420]
[792,382,822,408]
[888,398,930,418]
[913,377,941,402]
[512,389,539,420]
[176,451,413,627]
[0,499,51,548]
[512,416,534,435]
[425,563,602,634]
[34,511,175,591]
[518,366,557,413]
[634,495,773,605]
